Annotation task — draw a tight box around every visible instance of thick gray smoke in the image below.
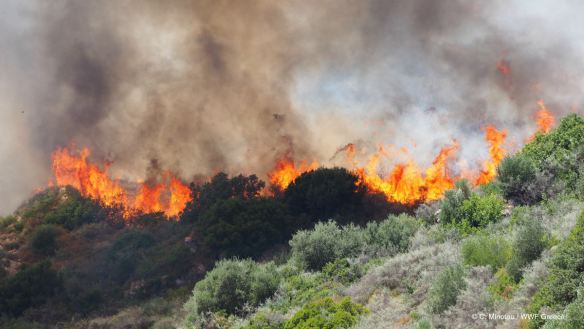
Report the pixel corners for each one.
[1,0,584,214]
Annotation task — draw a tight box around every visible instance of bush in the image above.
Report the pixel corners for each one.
[43,188,106,229]
[541,288,584,329]
[427,265,466,314]
[461,234,511,270]
[362,214,419,256]
[322,258,364,285]
[108,230,156,283]
[441,188,504,234]
[185,259,280,320]
[289,221,363,271]
[198,198,294,259]
[0,261,63,317]
[487,268,516,301]
[529,211,584,328]
[498,155,539,205]
[30,224,59,256]
[284,168,367,224]
[507,218,548,282]
[439,181,471,226]
[283,297,367,329]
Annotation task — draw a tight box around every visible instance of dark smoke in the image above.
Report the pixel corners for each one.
[1,0,584,214]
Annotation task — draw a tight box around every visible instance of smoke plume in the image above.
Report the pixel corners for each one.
[1,0,584,214]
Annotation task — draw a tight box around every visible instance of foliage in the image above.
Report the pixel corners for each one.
[182,173,265,222]
[441,187,504,234]
[487,268,516,301]
[507,217,549,282]
[529,211,584,328]
[0,261,63,317]
[541,288,584,329]
[498,155,539,205]
[198,198,294,259]
[521,114,584,191]
[42,188,106,229]
[461,234,511,270]
[322,258,364,285]
[427,265,466,314]
[283,297,367,329]
[185,259,281,321]
[30,224,59,256]
[108,230,156,283]
[0,215,18,232]
[362,214,419,256]
[289,221,363,271]
[284,168,366,224]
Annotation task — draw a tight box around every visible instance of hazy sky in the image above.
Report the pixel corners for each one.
[1,0,584,214]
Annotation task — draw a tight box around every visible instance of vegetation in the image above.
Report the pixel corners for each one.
[426,265,466,314]
[0,113,582,328]
[185,259,281,321]
[284,297,367,329]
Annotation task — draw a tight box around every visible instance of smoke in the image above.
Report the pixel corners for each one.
[1,0,584,214]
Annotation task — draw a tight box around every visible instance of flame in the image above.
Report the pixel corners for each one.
[475,125,507,185]
[535,100,555,134]
[268,157,319,189]
[51,147,192,219]
[355,143,459,205]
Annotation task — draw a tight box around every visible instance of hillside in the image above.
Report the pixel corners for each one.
[1,114,583,329]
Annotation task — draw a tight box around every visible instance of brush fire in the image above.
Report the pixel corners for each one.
[47,101,555,219]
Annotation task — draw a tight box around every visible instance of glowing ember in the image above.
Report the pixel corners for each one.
[475,126,507,185]
[355,143,459,205]
[51,147,192,219]
[268,157,319,189]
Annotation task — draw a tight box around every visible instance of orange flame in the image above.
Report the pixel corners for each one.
[355,143,459,205]
[475,125,507,185]
[535,100,555,134]
[268,157,319,189]
[51,147,192,219]
[496,59,511,76]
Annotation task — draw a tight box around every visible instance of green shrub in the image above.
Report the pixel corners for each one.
[322,258,364,285]
[0,261,63,317]
[521,114,584,191]
[283,297,367,329]
[529,211,584,328]
[541,288,584,329]
[185,259,281,320]
[284,167,367,224]
[441,188,504,234]
[427,265,466,314]
[108,230,156,283]
[30,224,59,256]
[0,215,18,232]
[289,221,363,271]
[507,218,548,282]
[198,198,294,259]
[363,214,419,256]
[487,268,516,301]
[43,188,106,229]
[497,155,539,205]
[461,234,511,269]
[414,319,434,329]
[439,183,470,226]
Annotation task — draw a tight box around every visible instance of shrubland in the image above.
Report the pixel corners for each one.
[0,113,582,328]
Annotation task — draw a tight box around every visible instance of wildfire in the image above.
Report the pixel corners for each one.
[475,125,507,185]
[496,59,511,76]
[535,100,555,134]
[51,147,192,219]
[268,157,319,190]
[355,143,459,205]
